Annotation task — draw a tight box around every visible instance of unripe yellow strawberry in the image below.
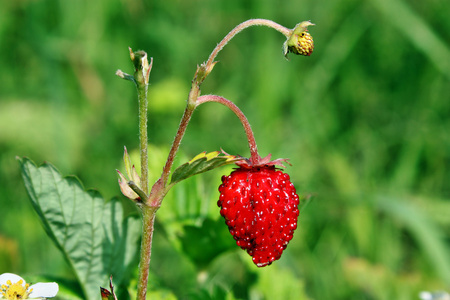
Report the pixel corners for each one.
[289,31,314,56]
[283,21,315,58]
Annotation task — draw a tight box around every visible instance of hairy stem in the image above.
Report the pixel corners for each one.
[137,82,149,195]
[157,19,292,184]
[206,19,291,67]
[196,94,260,164]
[159,81,200,186]
[131,51,152,195]
[129,50,153,300]
[136,206,157,300]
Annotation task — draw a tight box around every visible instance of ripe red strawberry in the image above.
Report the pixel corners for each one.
[217,157,300,267]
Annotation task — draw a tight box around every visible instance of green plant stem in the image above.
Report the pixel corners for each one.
[136,206,157,300]
[130,50,153,300]
[135,84,201,300]
[135,60,153,300]
[138,82,149,195]
[196,95,260,164]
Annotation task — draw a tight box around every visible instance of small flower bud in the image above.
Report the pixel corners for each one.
[129,47,153,85]
[195,61,217,85]
[283,21,315,59]
[117,146,147,203]
[289,31,314,56]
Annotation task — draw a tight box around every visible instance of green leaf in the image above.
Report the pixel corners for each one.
[18,157,141,300]
[178,218,236,269]
[170,151,240,185]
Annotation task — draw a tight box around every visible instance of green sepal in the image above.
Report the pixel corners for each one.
[194,62,217,85]
[118,146,145,202]
[170,151,241,185]
[100,276,118,300]
[100,288,116,300]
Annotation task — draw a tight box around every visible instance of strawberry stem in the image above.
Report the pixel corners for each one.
[136,206,157,300]
[159,79,200,186]
[206,19,291,68]
[117,48,155,300]
[156,19,293,172]
[196,95,260,165]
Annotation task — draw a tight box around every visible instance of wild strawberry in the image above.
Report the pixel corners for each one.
[283,20,315,58]
[288,31,314,56]
[217,155,300,267]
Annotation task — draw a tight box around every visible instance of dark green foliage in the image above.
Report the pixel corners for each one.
[177,218,236,269]
[18,158,141,300]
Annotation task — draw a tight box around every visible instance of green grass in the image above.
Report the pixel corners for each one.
[1,0,449,299]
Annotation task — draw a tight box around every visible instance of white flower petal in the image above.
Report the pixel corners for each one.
[419,292,433,300]
[28,282,59,298]
[0,273,26,286]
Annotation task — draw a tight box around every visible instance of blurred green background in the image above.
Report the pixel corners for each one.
[1,0,449,299]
